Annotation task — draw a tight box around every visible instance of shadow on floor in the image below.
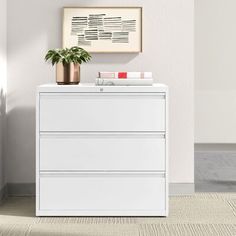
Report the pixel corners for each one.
[0,197,35,217]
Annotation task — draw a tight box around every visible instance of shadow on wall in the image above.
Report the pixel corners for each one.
[90,53,139,64]
[6,107,36,183]
[0,88,6,188]
[0,88,6,118]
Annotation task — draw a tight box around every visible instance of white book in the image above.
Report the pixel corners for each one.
[95,78,153,86]
[99,77,152,80]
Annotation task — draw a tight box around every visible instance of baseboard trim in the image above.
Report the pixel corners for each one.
[7,183,35,196]
[6,183,195,197]
[195,143,236,152]
[169,183,195,195]
[0,184,8,204]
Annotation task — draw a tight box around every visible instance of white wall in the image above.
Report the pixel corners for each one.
[7,0,194,184]
[195,0,236,143]
[0,0,7,191]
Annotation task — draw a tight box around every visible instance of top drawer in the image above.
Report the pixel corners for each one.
[39,93,166,132]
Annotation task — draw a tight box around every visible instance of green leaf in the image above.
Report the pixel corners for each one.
[44,46,92,66]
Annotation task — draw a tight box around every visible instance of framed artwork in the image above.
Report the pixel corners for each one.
[63,7,142,53]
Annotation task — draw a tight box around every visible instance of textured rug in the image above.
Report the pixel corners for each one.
[0,193,236,236]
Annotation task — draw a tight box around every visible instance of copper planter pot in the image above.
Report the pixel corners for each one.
[56,63,80,85]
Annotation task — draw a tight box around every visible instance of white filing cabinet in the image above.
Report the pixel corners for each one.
[36,83,168,216]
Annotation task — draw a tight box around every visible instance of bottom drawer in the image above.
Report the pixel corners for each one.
[39,173,167,216]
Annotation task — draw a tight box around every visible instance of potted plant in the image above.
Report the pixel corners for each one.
[45,46,91,85]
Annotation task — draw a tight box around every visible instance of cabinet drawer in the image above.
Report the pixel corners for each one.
[39,173,166,215]
[40,133,166,171]
[39,93,166,132]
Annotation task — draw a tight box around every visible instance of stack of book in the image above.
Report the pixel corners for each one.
[95,72,153,86]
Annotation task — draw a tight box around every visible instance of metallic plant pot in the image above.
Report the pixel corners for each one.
[56,63,80,85]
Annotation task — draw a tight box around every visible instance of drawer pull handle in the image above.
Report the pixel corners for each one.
[40,171,166,178]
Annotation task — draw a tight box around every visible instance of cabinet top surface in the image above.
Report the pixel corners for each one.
[38,83,168,93]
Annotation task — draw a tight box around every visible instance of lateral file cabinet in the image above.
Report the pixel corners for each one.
[36,83,168,216]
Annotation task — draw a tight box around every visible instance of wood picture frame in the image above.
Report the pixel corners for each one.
[63,7,143,53]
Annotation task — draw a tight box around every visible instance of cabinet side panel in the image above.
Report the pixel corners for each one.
[165,90,169,215]
[36,91,40,216]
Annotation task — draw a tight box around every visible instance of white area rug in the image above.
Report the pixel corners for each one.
[0,193,235,236]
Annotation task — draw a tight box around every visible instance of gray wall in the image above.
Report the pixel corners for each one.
[6,0,194,184]
[195,0,236,143]
[0,0,7,192]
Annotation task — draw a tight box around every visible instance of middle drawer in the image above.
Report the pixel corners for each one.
[40,133,166,171]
